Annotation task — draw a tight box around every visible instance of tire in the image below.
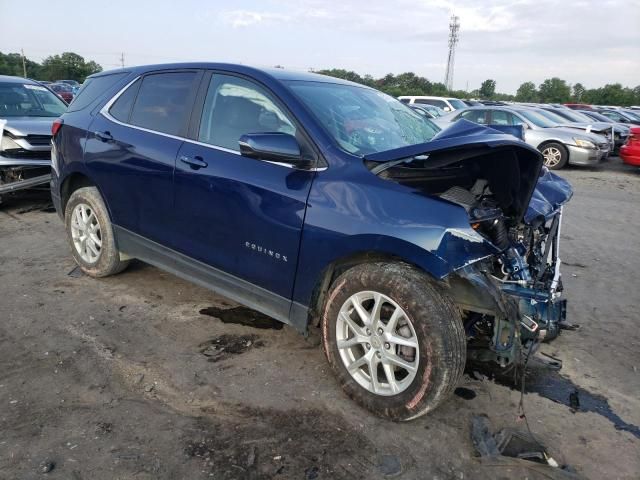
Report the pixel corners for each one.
[321,262,466,421]
[64,186,129,277]
[539,142,568,170]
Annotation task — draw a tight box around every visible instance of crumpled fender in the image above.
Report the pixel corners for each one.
[525,169,573,224]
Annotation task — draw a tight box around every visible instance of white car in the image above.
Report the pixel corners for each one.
[398,95,467,112]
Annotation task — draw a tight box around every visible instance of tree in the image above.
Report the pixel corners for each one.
[516,82,538,102]
[39,52,102,82]
[538,77,571,103]
[479,79,496,99]
[572,83,586,102]
[0,52,41,78]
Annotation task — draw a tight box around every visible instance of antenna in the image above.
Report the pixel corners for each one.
[120,52,125,68]
[444,15,460,91]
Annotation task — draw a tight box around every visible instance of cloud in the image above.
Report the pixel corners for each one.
[214,0,639,91]
[220,10,292,28]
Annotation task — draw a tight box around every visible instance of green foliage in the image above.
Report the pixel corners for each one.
[582,83,638,106]
[479,79,496,99]
[572,83,585,102]
[0,51,102,82]
[0,52,42,78]
[538,77,571,103]
[516,82,538,102]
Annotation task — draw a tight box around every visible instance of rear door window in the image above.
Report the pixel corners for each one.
[460,109,488,124]
[197,74,296,151]
[490,110,517,125]
[68,72,128,112]
[129,72,198,136]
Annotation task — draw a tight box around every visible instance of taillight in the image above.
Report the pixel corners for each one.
[51,118,63,136]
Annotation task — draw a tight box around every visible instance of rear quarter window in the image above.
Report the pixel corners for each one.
[109,79,141,122]
[67,72,129,112]
[128,72,198,136]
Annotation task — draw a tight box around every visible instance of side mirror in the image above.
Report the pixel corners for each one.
[443,107,451,112]
[238,133,312,168]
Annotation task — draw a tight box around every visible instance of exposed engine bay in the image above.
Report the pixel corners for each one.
[366,125,573,369]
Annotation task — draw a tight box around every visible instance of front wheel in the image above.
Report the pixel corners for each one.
[321,262,466,421]
[540,142,568,170]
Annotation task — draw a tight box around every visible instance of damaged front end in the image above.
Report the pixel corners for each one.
[0,119,53,198]
[366,120,573,368]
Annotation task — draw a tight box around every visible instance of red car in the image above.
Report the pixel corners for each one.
[620,127,640,166]
[48,83,73,103]
[564,103,593,110]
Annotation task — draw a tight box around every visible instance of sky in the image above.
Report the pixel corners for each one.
[1,0,639,93]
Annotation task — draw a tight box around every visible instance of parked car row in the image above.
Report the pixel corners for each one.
[404,96,637,169]
[37,79,81,103]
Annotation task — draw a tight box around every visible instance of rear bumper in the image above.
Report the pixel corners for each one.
[567,145,605,165]
[620,146,640,166]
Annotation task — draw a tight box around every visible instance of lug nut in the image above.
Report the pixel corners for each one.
[366,343,371,349]
[377,328,383,335]
[365,328,371,335]
[376,352,382,359]
[384,342,390,349]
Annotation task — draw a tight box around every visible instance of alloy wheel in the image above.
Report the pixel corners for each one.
[542,146,562,167]
[70,203,102,263]
[336,291,419,396]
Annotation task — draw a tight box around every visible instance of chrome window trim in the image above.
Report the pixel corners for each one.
[99,74,327,171]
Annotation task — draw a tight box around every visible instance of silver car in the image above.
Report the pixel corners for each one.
[434,106,610,169]
[0,75,66,199]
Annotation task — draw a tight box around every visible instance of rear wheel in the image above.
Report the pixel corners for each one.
[321,262,466,421]
[64,186,129,277]
[540,142,568,169]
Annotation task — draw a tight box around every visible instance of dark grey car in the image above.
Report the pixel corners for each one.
[0,75,66,198]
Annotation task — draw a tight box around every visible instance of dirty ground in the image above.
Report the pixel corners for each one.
[1,158,639,479]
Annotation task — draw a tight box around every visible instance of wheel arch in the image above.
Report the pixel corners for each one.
[303,248,442,328]
[60,170,107,216]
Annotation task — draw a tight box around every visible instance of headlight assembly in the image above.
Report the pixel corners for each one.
[574,138,596,149]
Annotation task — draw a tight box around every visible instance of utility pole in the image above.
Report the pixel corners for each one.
[21,49,27,78]
[120,52,125,68]
[444,15,460,92]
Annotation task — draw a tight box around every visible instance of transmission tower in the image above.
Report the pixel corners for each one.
[444,15,460,91]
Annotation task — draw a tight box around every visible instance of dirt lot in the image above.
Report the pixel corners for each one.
[1,158,639,480]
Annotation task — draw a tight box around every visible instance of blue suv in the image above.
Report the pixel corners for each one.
[51,64,571,420]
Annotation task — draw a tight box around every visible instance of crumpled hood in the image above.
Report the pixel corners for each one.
[525,169,573,225]
[1,117,55,137]
[363,119,541,163]
[366,120,544,222]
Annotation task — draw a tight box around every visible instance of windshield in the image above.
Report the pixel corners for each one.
[554,109,591,123]
[517,109,557,128]
[288,81,440,155]
[0,82,67,117]
[622,110,640,121]
[583,111,611,122]
[448,98,467,110]
[533,108,566,124]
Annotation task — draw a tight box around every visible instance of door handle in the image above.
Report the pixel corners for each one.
[179,155,208,170]
[95,131,113,142]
